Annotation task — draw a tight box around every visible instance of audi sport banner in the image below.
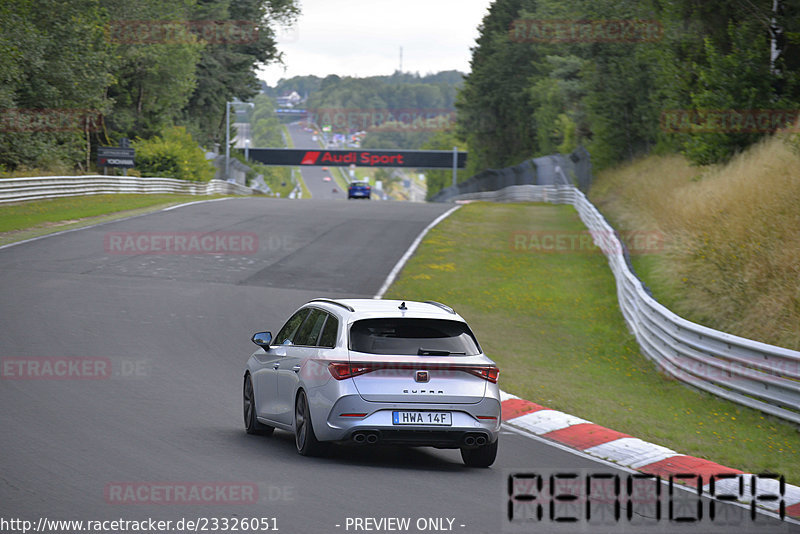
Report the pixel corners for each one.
[247,148,467,169]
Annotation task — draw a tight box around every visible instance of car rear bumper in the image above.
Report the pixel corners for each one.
[343,428,495,448]
[312,393,501,447]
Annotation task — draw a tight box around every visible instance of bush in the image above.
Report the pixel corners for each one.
[132,127,214,182]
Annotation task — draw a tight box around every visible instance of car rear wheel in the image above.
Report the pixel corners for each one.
[294,390,326,456]
[460,439,498,468]
[243,374,274,436]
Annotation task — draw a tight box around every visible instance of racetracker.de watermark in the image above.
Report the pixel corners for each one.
[660,109,800,133]
[1,357,149,380]
[104,482,258,505]
[106,20,259,45]
[309,108,456,132]
[510,19,663,43]
[510,230,664,255]
[104,232,259,255]
[0,108,102,132]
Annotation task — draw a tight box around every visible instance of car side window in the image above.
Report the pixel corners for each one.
[293,309,327,346]
[318,314,339,348]
[275,309,311,345]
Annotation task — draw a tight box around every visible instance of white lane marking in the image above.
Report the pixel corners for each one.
[0,197,235,251]
[0,212,151,251]
[161,197,231,211]
[373,205,461,299]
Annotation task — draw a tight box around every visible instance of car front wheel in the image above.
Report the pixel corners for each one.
[461,439,498,468]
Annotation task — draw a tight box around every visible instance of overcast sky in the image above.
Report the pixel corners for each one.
[259,0,494,85]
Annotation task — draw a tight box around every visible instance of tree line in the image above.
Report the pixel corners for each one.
[455,0,800,176]
[266,71,464,149]
[0,0,297,173]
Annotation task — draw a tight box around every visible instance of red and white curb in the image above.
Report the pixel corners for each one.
[499,391,800,520]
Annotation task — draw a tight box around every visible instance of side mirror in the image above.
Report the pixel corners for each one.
[251,331,272,348]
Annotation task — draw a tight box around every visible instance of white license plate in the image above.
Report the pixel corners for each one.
[392,411,452,426]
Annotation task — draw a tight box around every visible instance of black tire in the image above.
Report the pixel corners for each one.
[243,374,274,436]
[294,390,326,456]
[461,439,498,468]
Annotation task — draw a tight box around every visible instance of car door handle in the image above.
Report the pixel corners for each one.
[272,363,280,369]
[292,365,302,373]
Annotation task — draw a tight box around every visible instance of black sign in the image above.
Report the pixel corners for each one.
[247,148,466,169]
[98,146,135,168]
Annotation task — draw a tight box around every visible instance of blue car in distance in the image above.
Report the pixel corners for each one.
[348,181,371,199]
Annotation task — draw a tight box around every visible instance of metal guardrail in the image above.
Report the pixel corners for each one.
[0,175,254,204]
[450,184,800,425]
[430,147,592,202]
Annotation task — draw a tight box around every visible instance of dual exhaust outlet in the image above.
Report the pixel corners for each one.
[463,433,488,447]
[352,431,379,444]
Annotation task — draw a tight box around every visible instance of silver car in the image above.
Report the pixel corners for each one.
[243,298,501,467]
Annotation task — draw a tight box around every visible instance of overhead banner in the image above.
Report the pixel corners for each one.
[247,148,467,169]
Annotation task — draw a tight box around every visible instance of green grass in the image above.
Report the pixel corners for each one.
[334,167,350,190]
[297,171,312,199]
[384,202,799,483]
[282,125,294,148]
[0,194,228,245]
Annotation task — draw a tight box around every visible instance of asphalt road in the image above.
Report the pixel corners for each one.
[286,123,347,200]
[0,198,794,534]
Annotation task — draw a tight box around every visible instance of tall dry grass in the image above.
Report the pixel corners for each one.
[590,136,800,350]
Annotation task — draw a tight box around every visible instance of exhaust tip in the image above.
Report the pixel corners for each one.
[475,436,487,446]
[464,435,476,446]
[366,433,379,444]
[353,432,366,443]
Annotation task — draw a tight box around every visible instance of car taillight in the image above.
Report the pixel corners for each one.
[465,366,499,383]
[328,362,374,380]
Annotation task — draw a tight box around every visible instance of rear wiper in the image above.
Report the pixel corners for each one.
[417,348,466,356]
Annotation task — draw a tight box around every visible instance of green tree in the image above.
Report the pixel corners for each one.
[180,0,299,147]
[652,0,800,164]
[0,0,298,172]
[529,55,587,156]
[683,26,776,164]
[421,128,467,199]
[250,93,283,147]
[456,0,542,176]
[0,0,111,170]
[102,0,202,141]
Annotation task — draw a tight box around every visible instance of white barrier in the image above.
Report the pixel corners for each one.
[0,175,254,204]
[453,184,800,424]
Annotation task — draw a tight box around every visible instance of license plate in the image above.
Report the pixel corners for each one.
[392,411,452,426]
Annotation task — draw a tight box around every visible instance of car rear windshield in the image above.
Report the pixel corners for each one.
[349,318,481,356]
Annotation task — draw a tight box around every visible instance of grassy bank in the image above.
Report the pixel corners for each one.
[0,194,227,245]
[384,202,798,483]
[590,136,800,350]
